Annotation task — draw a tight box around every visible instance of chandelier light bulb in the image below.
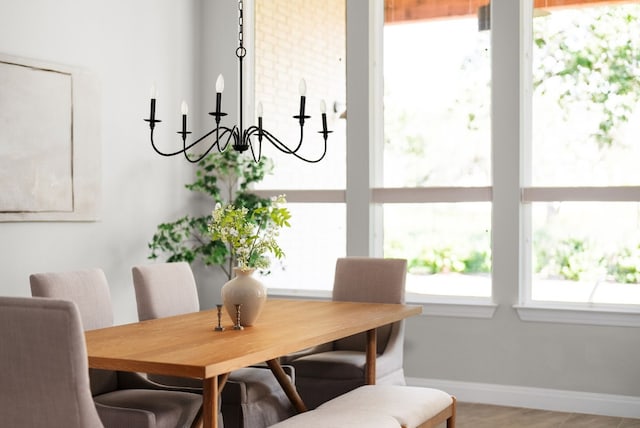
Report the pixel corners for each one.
[181,101,188,115]
[150,83,157,99]
[320,99,326,114]
[216,74,225,93]
[298,79,307,96]
[257,102,263,117]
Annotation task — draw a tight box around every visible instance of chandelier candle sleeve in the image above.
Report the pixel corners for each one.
[181,101,188,136]
[215,74,224,116]
[149,84,157,125]
[320,99,327,134]
[257,102,263,138]
[298,79,307,123]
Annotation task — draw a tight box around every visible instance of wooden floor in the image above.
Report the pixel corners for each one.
[435,402,640,428]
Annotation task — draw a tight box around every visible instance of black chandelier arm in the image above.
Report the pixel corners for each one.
[150,127,192,158]
[181,126,238,164]
[260,128,328,164]
[148,123,238,164]
[242,126,263,162]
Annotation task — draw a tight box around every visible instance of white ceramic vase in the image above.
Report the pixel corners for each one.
[221,268,267,326]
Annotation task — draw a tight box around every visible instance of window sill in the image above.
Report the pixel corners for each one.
[268,289,498,319]
[267,288,332,300]
[514,303,640,327]
[407,294,497,319]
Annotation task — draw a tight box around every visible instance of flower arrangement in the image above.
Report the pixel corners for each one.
[208,195,291,270]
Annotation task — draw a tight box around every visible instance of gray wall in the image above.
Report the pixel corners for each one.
[0,0,638,407]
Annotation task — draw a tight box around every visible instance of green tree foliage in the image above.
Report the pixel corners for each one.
[533,4,640,147]
[148,149,274,280]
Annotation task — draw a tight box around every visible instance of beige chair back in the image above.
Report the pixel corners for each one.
[0,296,104,428]
[29,268,114,330]
[332,257,407,353]
[132,261,200,321]
[30,268,118,396]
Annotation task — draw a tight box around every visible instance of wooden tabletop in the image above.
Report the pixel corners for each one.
[85,299,422,380]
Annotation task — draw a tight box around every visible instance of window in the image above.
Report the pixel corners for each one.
[252,0,640,324]
[382,1,492,302]
[252,0,346,292]
[523,2,640,310]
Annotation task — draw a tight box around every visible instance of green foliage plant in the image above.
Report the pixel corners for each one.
[408,248,466,275]
[148,149,275,280]
[208,195,291,270]
[535,237,607,282]
[607,244,640,284]
[533,5,640,147]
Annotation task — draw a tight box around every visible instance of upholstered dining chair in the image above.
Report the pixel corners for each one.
[29,268,203,428]
[0,296,105,428]
[132,262,296,428]
[282,257,408,409]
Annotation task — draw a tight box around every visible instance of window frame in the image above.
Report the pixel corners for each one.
[516,0,640,326]
[249,0,640,325]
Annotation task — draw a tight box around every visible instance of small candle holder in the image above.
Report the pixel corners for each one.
[233,304,244,330]
[214,304,225,331]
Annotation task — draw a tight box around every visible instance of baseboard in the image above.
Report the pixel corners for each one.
[406,377,640,419]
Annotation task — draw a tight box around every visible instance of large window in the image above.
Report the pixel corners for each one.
[252,0,640,323]
[252,0,346,292]
[382,1,492,300]
[525,2,640,307]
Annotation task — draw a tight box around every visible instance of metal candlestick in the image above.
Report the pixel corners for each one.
[214,304,225,331]
[233,304,244,330]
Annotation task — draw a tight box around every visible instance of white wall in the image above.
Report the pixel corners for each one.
[0,0,202,324]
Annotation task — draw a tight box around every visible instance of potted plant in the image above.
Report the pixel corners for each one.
[148,149,278,282]
[208,195,291,325]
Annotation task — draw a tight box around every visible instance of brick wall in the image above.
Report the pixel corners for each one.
[255,0,345,177]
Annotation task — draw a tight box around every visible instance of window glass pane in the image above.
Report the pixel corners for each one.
[384,203,491,297]
[531,202,640,305]
[253,0,346,190]
[532,3,640,186]
[261,203,346,291]
[383,3,491,187]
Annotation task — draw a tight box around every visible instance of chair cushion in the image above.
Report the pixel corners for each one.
[94,389,202,428]
[333,325,392,354]
[268,408,402,428]
[318,385,453,428]
[291,351,365,379]
[225,367,290,404]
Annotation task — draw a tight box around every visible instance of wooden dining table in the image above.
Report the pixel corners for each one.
[85,298,422,428]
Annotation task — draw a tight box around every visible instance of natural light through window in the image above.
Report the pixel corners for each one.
[253,0,346,292]
[382,2,492,299]
[528,2,640,307]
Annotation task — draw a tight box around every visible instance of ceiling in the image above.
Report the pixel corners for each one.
[384,0,633,23]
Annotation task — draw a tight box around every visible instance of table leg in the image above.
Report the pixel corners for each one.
[202,375,219,428]
[366,328,377,384]
[266,359,308,413]
[218,372,230,391]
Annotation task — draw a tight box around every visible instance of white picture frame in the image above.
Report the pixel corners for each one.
[0,54,100,221]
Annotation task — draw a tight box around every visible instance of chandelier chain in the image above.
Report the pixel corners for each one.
[237,0,245,58]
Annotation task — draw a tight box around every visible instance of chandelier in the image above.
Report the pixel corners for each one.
[144,0,332,163]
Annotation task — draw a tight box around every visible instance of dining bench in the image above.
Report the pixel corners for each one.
[269,385,456,428]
